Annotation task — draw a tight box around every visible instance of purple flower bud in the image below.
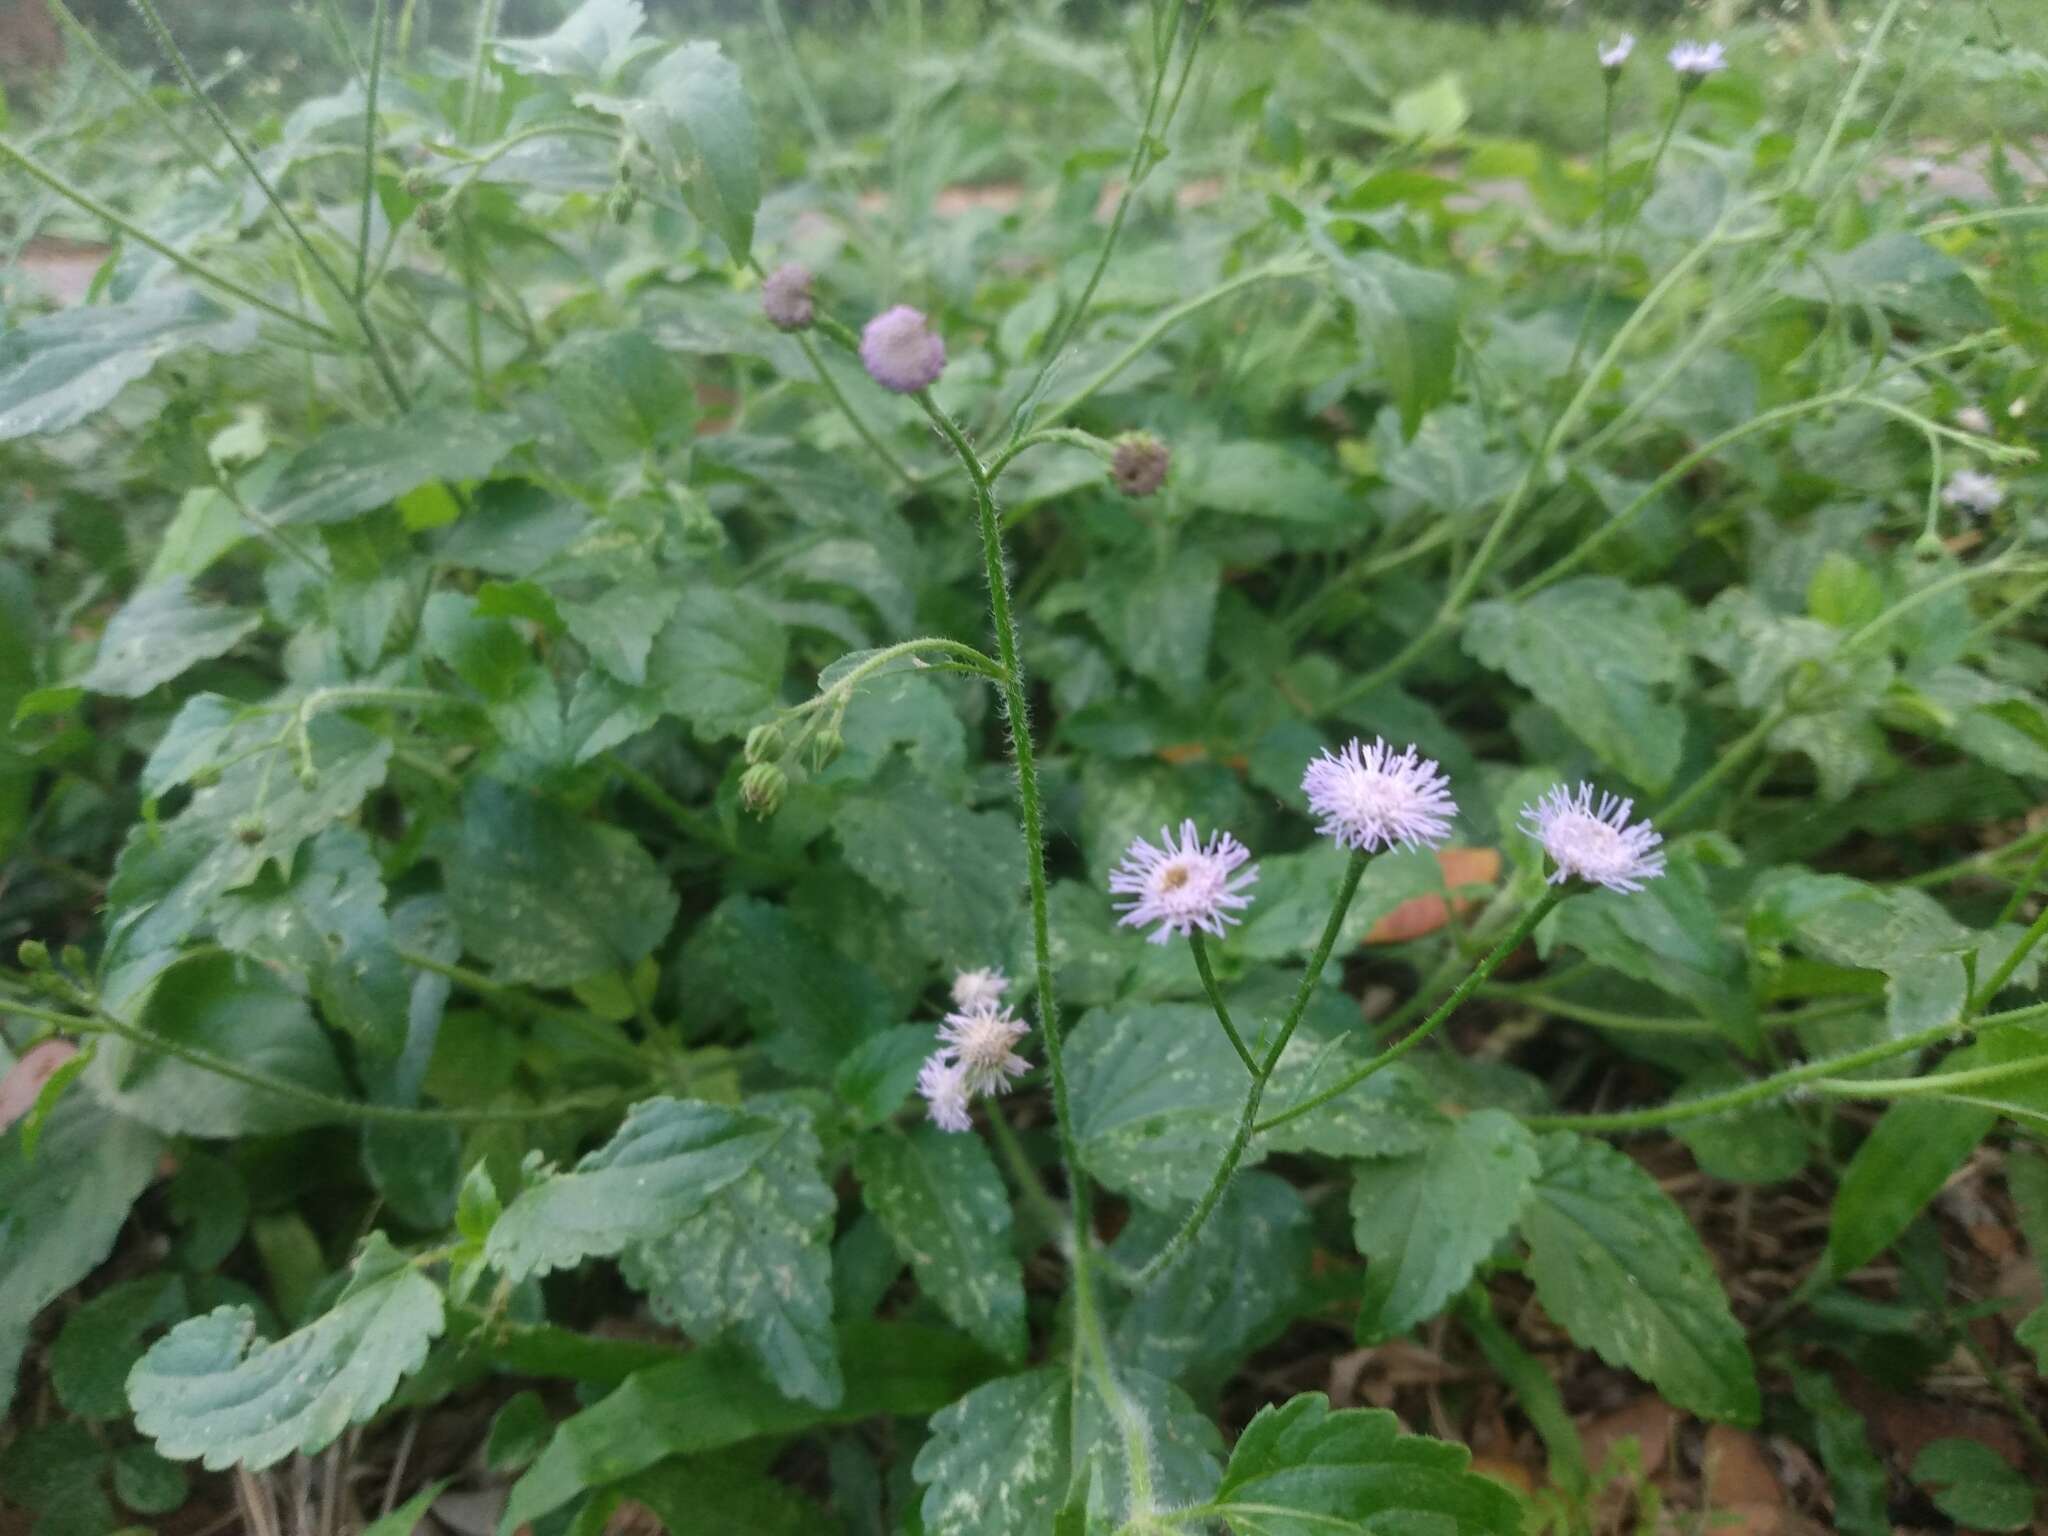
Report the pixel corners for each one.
[761,262,815,333]
[860,305,946,393]
[1110,433,1171,498]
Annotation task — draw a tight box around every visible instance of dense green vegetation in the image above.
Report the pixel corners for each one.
[1,0,2046,1531]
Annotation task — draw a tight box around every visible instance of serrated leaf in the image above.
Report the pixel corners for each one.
[1090,546,1219,698]
[1206,1391,1523,1535]
[1465,578,1687,792]
[265,411,523,526]
[646,584,787,739]
[1826,1096,1994,1280]
[913,1365,1221,1536]
[1351,1110,1538,1340]
[833,1024,932,1126]
[0,1094,166,1419]
[495,0,652,81]
[1110,1170,1310,1397]
[0,287,257,441]
[129,1234,444,1470]
[1522,1133,1757,1422]
[485,1096,783,1282]
[441,778,678,987]
[80,579,261,698]
[854,1126,1026,1362]
[53,1274,187,1420]
[1911,1438,2035,1531]
[1333,251,1458,437]
[600,41,760,260]
[623,1101,841,1406]
[558,578,682,688]
[834,774,1025,966]
[1187,440,1350,523]
[1068,1002,1246,1209]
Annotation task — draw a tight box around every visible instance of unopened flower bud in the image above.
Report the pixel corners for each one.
[607,184,638,224]
[58,945,87,976]
[745,721,784,764]
[740,761,787,816]
[859,305,945,393]
[232,813,265,846]
[415,199,447,234]
[17,939,50,971]
[761,263,815,333]
[809,724,844,771]
[1110,432,1170,498]
[403,170,435,201]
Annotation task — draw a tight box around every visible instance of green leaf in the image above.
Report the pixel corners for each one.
[913,1365,1221,1536]
[1068,1002,1245,1209]
[0,1094,166,1418]
[214,825,409,1055]
[129,1233,445,1471]
[1465,578,1687,792]
[1911,1438,2035,1531]
[441,778,678,987]
[833,1024,932,1126]
[265,411,523,526]
[495,0,652,82]
[1091,546,1219,699]
[112,1443,189,1516]
[1206,1391,1523,1535]
[1670,1068,1809,1184]
[1786,1366,1888,1536]
[598,40,760,261]
[1237,846,1441,962]
[621,1100,842,1407]
[559,579,682,689]
[421,592,561,761]
[485,1096,783,1282]
[646,585,787,739]
[1781,233,1995,333]
[854,1126,1027,1362]
[1522,1132,1757,1422]
[1390,72,1469,141]
[503,1321,997,1533]
[621,1457,824,1535]
[1333,251,1458,437]
[834,775,1025,966]
[53,1274,186,1420]
[80,579,261,698]
[1826,1097,1995,1280]
[1187,440,1351,523]
[359,1479,451,1536]
[1110,1170,1310,1397]
[1351,1110,1538,1341]
[548,329,692,459]
[0,287,256,441]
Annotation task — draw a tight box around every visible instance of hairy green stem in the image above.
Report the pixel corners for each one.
[355,0,388,300]
[1189,933,1258,1077]
[1972,896,2048,1013]
[1812,1052,2048,1102]
[792,329,919,490]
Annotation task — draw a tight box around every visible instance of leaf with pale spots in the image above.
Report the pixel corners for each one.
[834,771,1026,966]
[127,1234,444,1470]
[854,1126,1026,1362]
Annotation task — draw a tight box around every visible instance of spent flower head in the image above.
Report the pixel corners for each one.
[916,1054,973,1133]
[950,966,1010,1013]
[1598,33,1635,72]
[936,1003,1031,1097]
[1667,40,1728,81]
[1520,783,1666,893]
[860,305,946,393]
[1111,432,1171,497]
[1302,737,1458,854]
[761,262,815,332]
[1942,469,2004,515]
[1109,819,1258,945]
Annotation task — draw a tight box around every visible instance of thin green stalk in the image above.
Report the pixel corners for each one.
[464,0,505,142]
[0,137,337,339]
[986,1107,1068,1251]
[394,948,647,1068]
[1971,896,2048,1013]
[1477,986,1721,1038]
[1657,705,1789,830]
[1256,887,1563,1137]
[1811,1053,2048,1102]
[316,0,365,80]
[603,753,728,850]
[43,0,223,179]
[1189,933,1258,1077]
[1458,1284,1587,1494]
[1525,998,2048,1133]
[1561,77,1617,384]
[792,329,919,491]
[1996,837,2048,926]
[1133,851,1371,1290]
[987,427,1114,484]
[354,0,388,300]
[1624,93,1686,228]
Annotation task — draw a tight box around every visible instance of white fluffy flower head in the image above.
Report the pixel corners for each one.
[1109,819,1258,945]
[1598,33,1635,70]
[937,1003,1031,1096]
[1667,39,1727,78]
[1943,469,2004,515]
[1954,405,1993,437]
[1302,737,1458,854]
[950,966,1009,1013]
[917,1054,973,1133]
[1520,783,1666,893]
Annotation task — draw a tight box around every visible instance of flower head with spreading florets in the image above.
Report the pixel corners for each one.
[1598,33,1635,72]
[761,262,814,332]
[1302,737,1458,854]
[1943,469,2004,516]
[860,305,946,393]
[936,1002,1031,1097]
[1520,783,1666,893]
[950,966,1009,1013]
[1109,820,1258,944]
[917,1054,973,1133]
[1668,40,1727,81]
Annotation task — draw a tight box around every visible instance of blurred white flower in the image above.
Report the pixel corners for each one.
[1598,33,1636,70]
[1943,470,2004,516]
[936,1003,1031,1097]
[1668,40,1728,79]
[1520,783,1666,893]
[1954,405,1993,436]
[917,1055,973,1133]
[950,966,1009,1013]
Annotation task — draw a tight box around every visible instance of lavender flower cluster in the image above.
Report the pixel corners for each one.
[918,735,1668,1131]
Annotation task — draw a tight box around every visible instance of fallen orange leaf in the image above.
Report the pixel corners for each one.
[1365,847,1502,944]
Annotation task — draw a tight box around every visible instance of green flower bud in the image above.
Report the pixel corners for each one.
[744,721,784,765]
[17,939,50,971]
[739,761,788,817]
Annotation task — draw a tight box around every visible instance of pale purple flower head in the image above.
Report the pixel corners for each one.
[1668,40,1727,80]
[1109,819,1258,945]
[1598,33,1635,72]
[761,262,814,332]
[950,966,1009,1013]
[1520,783,1666,894]
[1302,737,1458,855]
[860,305,946,393]
[1954,405,1994,436]
[917,1053,973,1133]
[1943,469,2004,515]
[936,1002,1031,1097]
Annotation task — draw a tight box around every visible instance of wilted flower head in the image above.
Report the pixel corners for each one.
[1303,737,1458,855]
[950,966,1009,1013]
[761,262,815,332]
[1109,820,1258,945]
[1943,469,2004,515]
[917,1054,973,1133]
[1111,433,1171,498]
[1667,40,1727,80]
[1520,783,1666,893]
[860,305,946,393]
[936,1002,1031,1096]
[1598,33,1635,72]
[1954,405,1994,436]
